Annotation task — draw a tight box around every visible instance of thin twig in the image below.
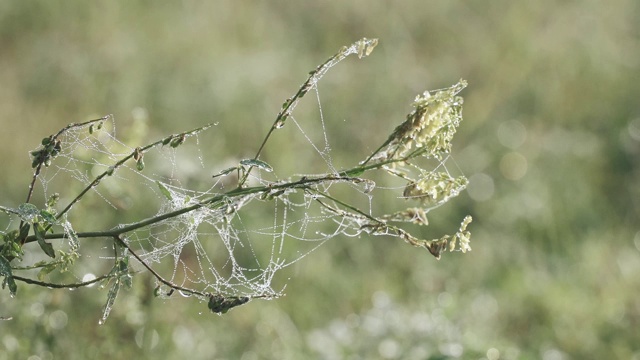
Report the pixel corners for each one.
[239,38,378,187]
[12,273,111,289]
[54,123,214,223]
[25,116,109,206]
[113,235,272,301]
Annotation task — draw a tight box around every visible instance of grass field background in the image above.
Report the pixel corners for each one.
[1,2,639,359]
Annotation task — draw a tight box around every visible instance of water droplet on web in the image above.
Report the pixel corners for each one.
[275,120,285,129]
[363,180,376,194]
[98,319,104,325]
[179,290,192,298]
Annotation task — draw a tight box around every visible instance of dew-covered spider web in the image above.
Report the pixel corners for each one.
[20,39,471,316]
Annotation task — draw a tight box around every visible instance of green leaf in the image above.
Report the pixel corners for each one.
[3,225,29,259]
[37,263,57,281]
[19,223,30,241]
[39,210,57,226]
[10,242,23,259]
[121,274,132,289]
[117,256,129,273]
[170,134,186,148]
[1,231,24,260]
[99,255,130,318]
[116,257,131,288]
[3,230,18,243]
[156,181,173,201]
[34,223,55,258]
[100,278,121,325]
[0,255,17,296]
[212,166,238,180]
[219,166,238,176]
[240,159,273,173]
[343,167,365,177]
[281,97,292,109]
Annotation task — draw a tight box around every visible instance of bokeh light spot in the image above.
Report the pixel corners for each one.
[378,338,401,359]
[30,302,44,317]
[500,152,527,180]
[48,310,68,330]
[497,120,527,149]
[467,173,495,201]
[487,347,500,360]
[628,118,640,141]
[82,273,97,287]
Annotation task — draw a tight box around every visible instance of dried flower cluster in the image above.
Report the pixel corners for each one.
[356,79,472,259]
[403,172,469,206]
[371,79,467,164]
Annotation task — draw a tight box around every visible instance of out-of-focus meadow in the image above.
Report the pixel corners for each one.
[1,1,639,359]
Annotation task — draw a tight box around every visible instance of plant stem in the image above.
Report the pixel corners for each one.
[54,123,214,223]
[239,38,378,187]
[25,150,416,246]
[12,273,111,289]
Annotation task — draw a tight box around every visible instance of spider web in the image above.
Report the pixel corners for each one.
[30,99,376,301]
[23,39,470,311]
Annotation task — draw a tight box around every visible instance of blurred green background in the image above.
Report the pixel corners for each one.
[1,1,639,359]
